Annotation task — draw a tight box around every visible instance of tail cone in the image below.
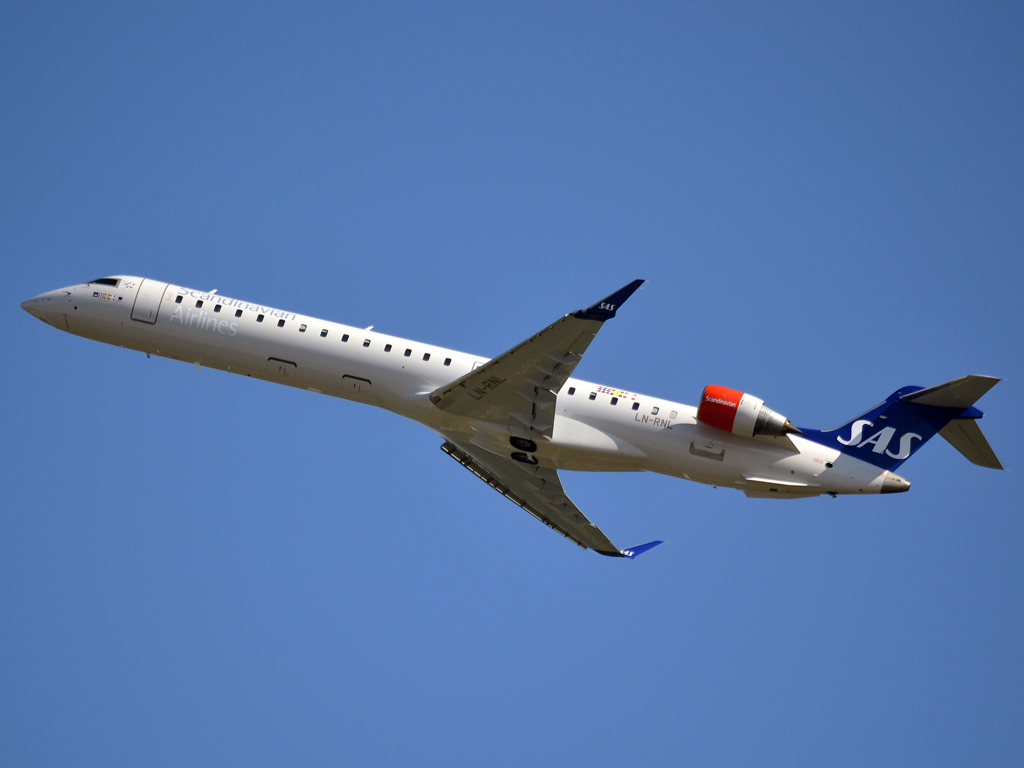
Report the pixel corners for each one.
[880,472,911,494]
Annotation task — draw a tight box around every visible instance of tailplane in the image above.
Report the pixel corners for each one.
[937,418,1003,469]
[901,375,1003,469]
[801,375,1002,471]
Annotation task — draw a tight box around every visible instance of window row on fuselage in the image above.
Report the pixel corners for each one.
[174,294,453,366]
[563,385,677,419]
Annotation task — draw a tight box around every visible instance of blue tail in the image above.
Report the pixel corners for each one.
[800,375,1001,471]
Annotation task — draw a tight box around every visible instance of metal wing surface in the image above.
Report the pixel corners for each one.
[429,280,643,438]
[440,440,624,555]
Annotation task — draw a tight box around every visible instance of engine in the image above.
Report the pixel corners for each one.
[696,384,801,437]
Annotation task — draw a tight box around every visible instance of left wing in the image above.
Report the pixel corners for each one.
[429,280,643,438]
[441,440,662,558]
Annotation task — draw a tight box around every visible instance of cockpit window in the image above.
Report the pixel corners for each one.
[89,278,120,287]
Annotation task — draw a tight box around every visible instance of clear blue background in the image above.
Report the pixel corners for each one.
[2,3,1021,765]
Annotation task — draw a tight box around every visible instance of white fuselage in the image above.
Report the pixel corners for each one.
[23,277,896,497]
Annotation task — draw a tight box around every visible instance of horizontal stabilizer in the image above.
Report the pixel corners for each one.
[939,418,1004,469]
[900,375,1000,408]
[618,540,664,559]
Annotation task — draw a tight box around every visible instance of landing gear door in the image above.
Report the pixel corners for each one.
[131,279,169,324]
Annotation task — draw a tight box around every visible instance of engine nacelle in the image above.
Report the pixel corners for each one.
[697,384,801,438]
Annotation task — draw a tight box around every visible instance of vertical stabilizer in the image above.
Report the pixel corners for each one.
[801,375,1002,471]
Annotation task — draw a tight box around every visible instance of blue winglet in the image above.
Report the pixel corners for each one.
[573,279,645,321]
[619,540,664,559]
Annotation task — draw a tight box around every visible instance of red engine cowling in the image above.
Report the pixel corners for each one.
[697,384,800,437]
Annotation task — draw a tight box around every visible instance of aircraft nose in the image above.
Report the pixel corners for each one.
[21,295,42,316]
[22,289,73,325]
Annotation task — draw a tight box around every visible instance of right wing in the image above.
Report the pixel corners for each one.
[429,280,644,438]
[441,440,662,558]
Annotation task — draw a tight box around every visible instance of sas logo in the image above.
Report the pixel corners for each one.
[598,302,617,311]
[837,419,921,460]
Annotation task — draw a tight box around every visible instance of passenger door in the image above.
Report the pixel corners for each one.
[131,279,169,324]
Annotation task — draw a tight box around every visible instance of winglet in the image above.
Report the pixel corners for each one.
[618,540,664,559]
[573,279,644,321]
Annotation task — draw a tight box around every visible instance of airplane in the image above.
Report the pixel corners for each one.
[22,276,1003,558]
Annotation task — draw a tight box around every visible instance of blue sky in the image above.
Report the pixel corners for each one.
[2,3,1022,765]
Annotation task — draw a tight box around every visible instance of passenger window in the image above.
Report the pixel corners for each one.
[444,358,451,366]
[651,406,659,415]
[611,397,618,405]
[670,411,677,419]
[320,329,328,338]
[422,353,430,361]
[213,304,222,313]
[589,392,596,400]
[257,314,265,323]
[299,324,307,332]
[363,339,371,347]
[342,334,349,342]
[277,319,285,328]
[404,349,412,357]
[235,309,243,318]
[384,344,392,352]
[175,296,183,304]
[196,300,204,308]
[567,387,575,395]
[632,402,639,411]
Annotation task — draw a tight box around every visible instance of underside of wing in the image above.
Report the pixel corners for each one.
[429,280,643,439]
[441,440,659,557]
[432,281,663,558]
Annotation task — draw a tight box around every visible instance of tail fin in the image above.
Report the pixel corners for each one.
[900,375,1003,469]
[801,375,1002,471]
